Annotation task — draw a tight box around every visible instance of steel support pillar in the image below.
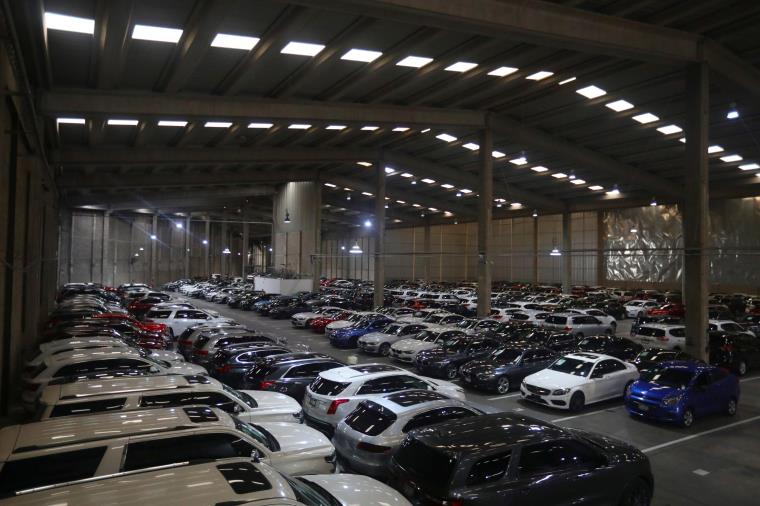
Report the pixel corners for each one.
[423,218,432,283]
[312,187,322,292]
[204,218,210,277]
[562,212,572,294]
[476,126,493,317]
[242,222,249,280]
[683,62,710,361]
[150,214,158,286]
[373,153,386,307]
[596,211,606,286]
[221,219,228,277]
[101,211,110,284]
[532,216,539,284]
[183,216,190,279]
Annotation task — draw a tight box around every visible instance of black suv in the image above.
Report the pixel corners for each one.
[244,352,345,402]
[709,331,760,376]
[210,344,290,387]
[459,345,556,394]
[389,413,653,506]
[575,335,642,361]
[415,337,501,379]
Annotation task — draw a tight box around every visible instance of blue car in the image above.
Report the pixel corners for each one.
[328,317,393,348]
[625,360,739,427]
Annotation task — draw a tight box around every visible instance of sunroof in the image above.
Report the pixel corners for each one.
[217,462,272,494]
[183,406,219,423]
[386,390,448,407]
[350,364,400,374]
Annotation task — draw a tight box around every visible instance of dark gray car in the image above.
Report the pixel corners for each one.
[459,346,557,394]
[244,353,346,402]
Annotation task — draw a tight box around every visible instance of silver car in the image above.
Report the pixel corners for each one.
[333,389,482,478]
[357,323,428,356]
[541,312,613,337]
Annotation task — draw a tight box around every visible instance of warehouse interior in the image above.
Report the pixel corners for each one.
[1,0,760,504]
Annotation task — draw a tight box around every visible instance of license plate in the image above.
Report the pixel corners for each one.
[636,402,650,412]
[527,394,541,401]
[308,397,319,408]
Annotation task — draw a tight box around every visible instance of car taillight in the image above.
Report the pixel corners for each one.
[217,364,231,374]
[195,350,208,356]
[327,399,349,415]
[356,442,392,453]
[564,327,572,332]
[259,380,275,390]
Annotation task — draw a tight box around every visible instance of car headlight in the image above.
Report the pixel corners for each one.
[552,388,571,396]
[662,395,681,407]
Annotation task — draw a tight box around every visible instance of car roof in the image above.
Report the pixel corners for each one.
[409,412,567,456]
[0,406,232,459]
[261,352,335,365]
[657,360,714,372]
[44,347,142,366]
[41,374,218,403]
[639,323,684,329]
[368,390,462,414]
[320,363,406,381]
[563,352,610,362]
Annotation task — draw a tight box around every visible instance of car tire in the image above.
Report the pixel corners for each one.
[569,391,585,412]
[727,397,738,416]
[681,408,695,428]
[445,365,458,380]
[379,343,391,357]
[618,477,651,506]
[496,376,510,394]
[738,360,748,376]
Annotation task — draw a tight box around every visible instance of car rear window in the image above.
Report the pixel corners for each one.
[394,437,456,498]
[310,377,350,396]
[147,310,172,319]
[637,327,665,337]
[545,316,568,325]
[344,401,397,436]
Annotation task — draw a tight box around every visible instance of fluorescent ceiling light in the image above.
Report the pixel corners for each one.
[726,110,739,119]
[530,166,549,173]
[720,154,743,163]
[400,172,414,178]
[436,133,457,142]
[462,142,479,151]
[679,137,686,143]
[558,77,577,85]
[341,48,382,63]
[739,163,760,170]
[158,120,188,127]
[441,184,454,189]
[657,124,683,135]
[510,202,522,207]
[421,178,435,184]
[132,24,183,43]
[356,161,372,167]
[606,99,634,112]
[384,167,396,174]
[204,121,231,128]
[361,126,379,131]
[570,179,586,185]
[361,192,373,196]
[56,117,85,125]
[488,66,518,77]
[281,41,325,56]
[44,12,94,34]
[396,200,406,204]
[526,70,553,81]
[412,204,422,208]
[392,127,410,132]
[324,183,337,188]
[428,207,438,212]
[421,128,431,133]
[576,85,606,99]
[632,113,659,124]
[459,188,473,194]
[552,173,567,179]
[248,122,273,129]
[288,123,311,129]
[397,55,433,68]
[107,119,138,126]
[445,61,478,73]
[325,125,346,130]
[510,157,528,165]
[708,145,724,153]
[211,33,259,50]
[492,150,505,158]
[588,185,604,191]
[606,188,620,195]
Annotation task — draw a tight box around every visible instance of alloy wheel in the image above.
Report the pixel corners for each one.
[497,376,510,394]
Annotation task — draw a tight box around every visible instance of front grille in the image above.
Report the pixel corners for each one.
[525,384,550,396]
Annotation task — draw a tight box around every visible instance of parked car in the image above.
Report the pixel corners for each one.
[302,364,465,434]
[709,319,756,338]
[632,324,686,350]
[737,313,760,336]
[192,332,278,369]
[647,303,686,318]
[357,322,428,356]
[520,352,639,411]
[709,332,760,376]
[575,335,643,360]
[624,300,661,318]
[520,330,579,353]
[459,345,557,394]
[310,310,354,333]
[541,313,614,337]
[389,412,653,506]
[333,390,483,478]
[390,326,466,363]
[210,344,292,387]
[626,361,740,427]
[291,306,343,328]
[145,308,235,337]
[415,336,502,379]
[631,348,699,376]
[329,316,395,348]
[244,353,346,402]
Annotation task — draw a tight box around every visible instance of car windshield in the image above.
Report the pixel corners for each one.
[490,347,522,363]
[549,357,594,377]
[412,331,440,342]
[636,350,674,361]
[223,383,258,408]
[442,338,470,353]
[647,368,694,388]
[285,477,341,506]
[232,418,275,450]
[383,324,402,335]
[142,355,171,369]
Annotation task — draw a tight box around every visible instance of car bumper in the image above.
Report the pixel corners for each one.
[625,398,682,423]
[460,372,498,390]
[519,386,571,409]
[357,341,380,353]
[291,318,308,327]
[390,350,416,362]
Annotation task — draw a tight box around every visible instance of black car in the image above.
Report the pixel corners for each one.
[240,293,277,310]
[210,344,291,387]
[575,335,642,361]
[415,337,501,379]
[737,313,760,336]
[459,345,557,394]
[256,296,295,315]
[268,302,312,319]
[244,353,346,402]
[389,413,653,506]
[631,348,698,376]
[591,300,626,320]
[709,331,760,376]
[521,330,580,353]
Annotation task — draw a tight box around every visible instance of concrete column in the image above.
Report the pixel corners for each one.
[204,218,210,277]
[596,211,606,286]
[532,216,539,284]
[373,154,386,307]
[150,214,158,286]
[101,211,110,284]
[423,218,432,283]
[272,182,321,279]
[220,219,228,277]
[242,222,249,280]
[562,212,572,294]
[312,188,322,291]
[183,216,190,278]
[683,62,710,361]
[476,126,493,317]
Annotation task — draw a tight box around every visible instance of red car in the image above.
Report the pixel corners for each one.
[127,296,170,317]
[647,303,686,317]
[310,310,353,333]
[92,312,168,334]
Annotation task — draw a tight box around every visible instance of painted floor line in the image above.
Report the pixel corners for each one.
[642,415,760,453]
[488,393,521,400]
[551,406,622,423]
[740,376,760,383]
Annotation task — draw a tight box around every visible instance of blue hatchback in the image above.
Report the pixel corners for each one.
[625,361,740,427]
[328,317,392,348]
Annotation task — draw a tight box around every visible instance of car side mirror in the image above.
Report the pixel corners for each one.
[250,448,261,463]
[234,403,244,414]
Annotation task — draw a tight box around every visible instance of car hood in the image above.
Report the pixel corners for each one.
[149,350,185,363]
[392,339,435,352]
[301,474,411,506]
[358,331,393,343]
[256,421,333,455]
[460,360,516,375]
[292,312,320,320]
[630,380,681,401]
[417,349,467,363]
[523,368,588,389]
[241,390,301,414]
[327,320,353,330]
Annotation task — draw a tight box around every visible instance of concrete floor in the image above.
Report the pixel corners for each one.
[182,296,760,506]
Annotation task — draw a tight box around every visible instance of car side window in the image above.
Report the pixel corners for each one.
[190,311,209,320]
[286,363,333,378]
[50,397,127,417]
[122,434,254,472]
[591,360,614,377]
[670,327,686,337]
[174,310,194,319]
[402,407,478,433]
[518,440,601,477]
[694,372,712,387]
[606,360,627,373]
[467,451,512,486]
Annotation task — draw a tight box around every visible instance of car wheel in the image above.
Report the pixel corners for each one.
[738,360,748,376]
[727,397,738,416]
[496,376,510,394]
[681,408,695,428]
[569,391,585,412]
[445,365,458,380]
[379,343,391,357]
[618,478,651,506]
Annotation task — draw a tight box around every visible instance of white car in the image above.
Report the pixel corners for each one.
[632,324,686,350]
[145,307,235,336]
[624,299,661,318]
[357,322,429,356]
[291,306,344,328]
[521,352,639,411]
[302,364,465,431]
[390,326,466,363]
[709,319,757,337]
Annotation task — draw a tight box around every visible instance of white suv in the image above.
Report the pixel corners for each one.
[632,324,686,350]
[146,308,235,336]
[390,326,466,363]
[302,364,464,432]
